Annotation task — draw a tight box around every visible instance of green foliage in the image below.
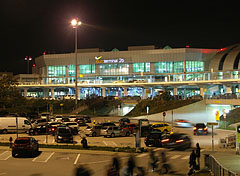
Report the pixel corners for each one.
[0,76,26,110]
[126,92,199,117]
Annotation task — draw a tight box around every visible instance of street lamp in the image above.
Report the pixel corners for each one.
[25,56,32,74]
[71,18,82,108]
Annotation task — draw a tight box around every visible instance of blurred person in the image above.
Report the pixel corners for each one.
[189,150,196,169]
[107,155,121,176]
[81,137,88,149]
[149,150,158,172]
[122,155,136,176]
[75,165,91,176]
[195,143,201,170]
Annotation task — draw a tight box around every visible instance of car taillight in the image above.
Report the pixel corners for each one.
[161,139,170,143]
[90,129,93,131]
[106,130,108,132]
[176,139,184,143]
[204,127,207,131]
[51,128,55,131]
[193,127,197,130]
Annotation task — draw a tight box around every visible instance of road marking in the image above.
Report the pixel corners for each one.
[33,152,55,162]
[0,151,11,160]
[137,153,148,158]
[0,173,7,175]
[170,155,181,159]
[74,154,80,165]
[103,141,107,146]
[153,148,164,151]
[43,152,54,162]
[0,151,8,156]
[181,155,189,160]
[111,141,117,146]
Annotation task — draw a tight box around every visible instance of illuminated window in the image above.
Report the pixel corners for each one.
[133,62,150,72]
[174,61,184,73]
[99,64,129,75]
[79,64,95,74]
[155,62,173,73]
[68,65,75,76]
[48,65,66,77]
[186,61,204,72]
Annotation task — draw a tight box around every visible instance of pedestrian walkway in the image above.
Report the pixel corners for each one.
[211,151,240,175]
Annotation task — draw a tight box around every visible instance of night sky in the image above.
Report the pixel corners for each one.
[1,0,240,74]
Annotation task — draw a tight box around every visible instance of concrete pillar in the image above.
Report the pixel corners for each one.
[200,87,204,99]
[173,87,178,96]
[123,87,128,97]
[77,88,80,100]
[142,88,145,99]
[102,87,106,97]
[50,88,54,98]
[23,88,28,97]
[226,86,232,94]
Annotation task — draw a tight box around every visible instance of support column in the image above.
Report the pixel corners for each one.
[101,87,106,97]
[173,87,178,96]
[23,88,28,97]
[226,86,232,94]
[123,87,128,97]
[200,87,204,99]
[77,88,80,100]
[50,88,54,99]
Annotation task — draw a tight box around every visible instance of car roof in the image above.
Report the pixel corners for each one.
[16,137,31,140]
[151,122,169,125]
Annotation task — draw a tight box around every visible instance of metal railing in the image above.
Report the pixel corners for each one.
[205,154,238,176]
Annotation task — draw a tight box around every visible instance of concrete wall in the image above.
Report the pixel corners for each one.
[132,100,219,124]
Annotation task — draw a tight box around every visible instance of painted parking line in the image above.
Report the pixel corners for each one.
[0,151,11,160]
[137,153,148,158]
[103,141,108,146]
[170,154,181,159]
[111,141,117,146]
[32,152,55,162]
[74,154,80,165]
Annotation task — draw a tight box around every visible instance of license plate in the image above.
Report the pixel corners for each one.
[199,128,203,130]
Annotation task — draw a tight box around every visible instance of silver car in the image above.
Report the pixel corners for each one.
[84,125,101,137]
[101,126,130,138]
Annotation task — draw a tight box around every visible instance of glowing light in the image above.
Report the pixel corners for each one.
[71,18,81,28]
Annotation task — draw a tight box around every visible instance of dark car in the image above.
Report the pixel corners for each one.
[48,122,62,135]
[144,131,163,147]
[193,123,208,135]
[161,133,191,149]
[140,125,161,137]
[119,118,130,125]
[83,115,91,123]
[75,117,87,126]
[55,126,73,143]
[12,137,39,157]
[28,125,47,135]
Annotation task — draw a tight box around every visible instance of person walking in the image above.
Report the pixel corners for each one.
[195,143,201,170]
[189,150,196,169]
[149,150,158,172]
[127,155,136,176]
[81,137,88,149]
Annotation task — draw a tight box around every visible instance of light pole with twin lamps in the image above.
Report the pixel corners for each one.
[71,18,82,109]
[25,56,32,74]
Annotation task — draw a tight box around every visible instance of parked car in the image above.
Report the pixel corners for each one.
[61,117,70,122]
[55,126,73,143]
[150,123,171,133]
[48,122,62,135]
[12,137,39,157]
[84,125,102,137]
[121,123,138,134]
[193,123,208,135]
[83,115,91,123]
[119,118,130,126]
[32,118,48,128]
[99,122,116,127]
[0,117,31,134]
[101,126,131,138]
[174,119,192,128]
[28,125,47,135]
[63,122,79,135]
[75,117,87,126]
[161,133,192,149]
[144,131,163,147]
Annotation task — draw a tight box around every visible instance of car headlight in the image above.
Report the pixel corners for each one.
[58,136,62,139]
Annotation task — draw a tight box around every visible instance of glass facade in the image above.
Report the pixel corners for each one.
[133,62,150,72]
[67,65,75,76]
[99,64,129,75]
[79,64,95,74]
[174,61,184,73]
[155,62,173,73]
[186,61,204,72]
[48,66,66,77]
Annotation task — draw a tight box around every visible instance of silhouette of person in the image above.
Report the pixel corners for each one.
[196,143,201,169]
[189,150,196,169]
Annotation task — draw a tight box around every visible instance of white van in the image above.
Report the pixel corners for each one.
[0,117,32,134]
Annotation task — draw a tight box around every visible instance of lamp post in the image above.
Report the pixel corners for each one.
[24,56,32,74]
[71,18,82,109]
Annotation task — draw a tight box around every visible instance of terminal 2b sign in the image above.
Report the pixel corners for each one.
[94,56,125,64]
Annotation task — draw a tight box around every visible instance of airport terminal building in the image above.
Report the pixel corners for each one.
[20,43,240,99]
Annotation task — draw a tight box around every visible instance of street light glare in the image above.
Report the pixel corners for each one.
[71,19,81,27]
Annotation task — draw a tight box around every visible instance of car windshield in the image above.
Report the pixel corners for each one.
[102,127,108,130]
[169,134,182,140]
[58,128,71,133]
[15,139,30,144]
[196,124,205,128]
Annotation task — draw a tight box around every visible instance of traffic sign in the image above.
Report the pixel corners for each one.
[207,122,218,126]
[163,111,166,116]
